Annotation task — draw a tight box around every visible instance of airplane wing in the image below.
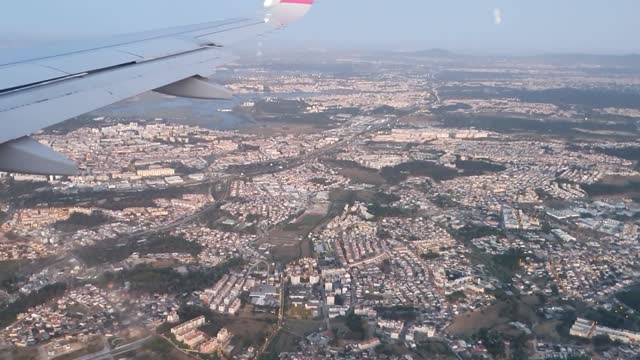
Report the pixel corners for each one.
[0,0,314,176]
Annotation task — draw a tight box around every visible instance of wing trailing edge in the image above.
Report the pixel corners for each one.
[154,76,233,100]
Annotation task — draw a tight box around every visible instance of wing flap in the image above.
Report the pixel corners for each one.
[154,76,233,100]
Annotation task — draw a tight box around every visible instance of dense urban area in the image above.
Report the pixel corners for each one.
[2,50,640,360]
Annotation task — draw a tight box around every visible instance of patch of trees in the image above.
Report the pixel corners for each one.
[139,336,178,360]
[476,328,505,358]
[379,259,393,274]
[592,334,613,352]
[433,194,458,208]
[329,189,394,210]
[451,224,503,242]
[246,213,260,223]
[583,180,640,197]
[227,160,287,175]
[238,143,261,152]
[252,99,310,114]
[375,306,419,321]
[374,344,402,357]
[23,185,202,209]
[367,203,416,218]
[617,286,640,312]
[376,229,392,239]
[53,211,113,232]
[369,105,410,116]
[510,333,531,360]
[325,159,377,172]
[77,234,203,266]
[493,248,527,273]
[446,291,467,303]
[166,161,202,175]
[431,103,472,114]
[258,353,279,360]
[584,307,640,332]
[3,232,20,241]
[440,85,640,110]
[263,112,339,127]
[518,87,640,109]
[421,251,440,260]
[177,304,216,323]
[416,340,454,359]
[344,310,366,340]
[0,260,28,292]
[309,178,335,186]
[0,283,67,328]
[372,192,401,204]
[455,159,506,175]
[441,113,638,140]
[591,146,640,162]
[381,161,459,184]
[547,356,590,360]
[0,179,50,200]
[446,269,466,281]
[438,72,521,82]
[101,258,242,294]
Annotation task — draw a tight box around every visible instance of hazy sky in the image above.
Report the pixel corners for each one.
[1,0,638,54]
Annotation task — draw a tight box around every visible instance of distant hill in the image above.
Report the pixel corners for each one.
[533,53,640,68]
[410,48,459,58]
[403,50,640,69]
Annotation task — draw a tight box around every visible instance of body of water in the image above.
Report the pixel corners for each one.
[91,91,321,130]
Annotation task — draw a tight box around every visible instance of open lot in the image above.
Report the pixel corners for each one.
[259,229,303,263]
[446,297,540,338]
[130,336,192,360]
[199,307,277,352]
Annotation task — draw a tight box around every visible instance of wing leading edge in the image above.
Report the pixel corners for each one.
[0,0,314,175]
